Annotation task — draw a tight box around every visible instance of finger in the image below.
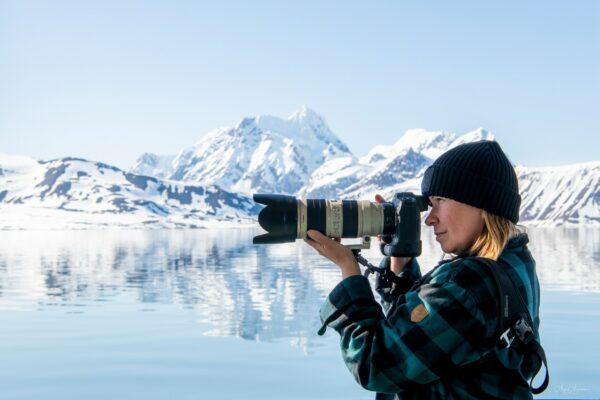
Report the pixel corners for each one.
[304,239,325,256]
[375,194,385,203]
[307,229,327,243]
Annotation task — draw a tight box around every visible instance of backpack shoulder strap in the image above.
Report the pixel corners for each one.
[469,256,549,395]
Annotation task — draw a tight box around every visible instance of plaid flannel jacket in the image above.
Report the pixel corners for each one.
[319,235,541,399]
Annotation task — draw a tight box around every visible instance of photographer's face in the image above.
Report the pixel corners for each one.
[425,196,485,255]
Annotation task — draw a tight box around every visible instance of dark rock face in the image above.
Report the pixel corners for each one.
[125,173,158,190]
[110,198,137,213]
[52,182,72,197]
[166,186,205,205]
[364,149,430,188]
[37,163,69,199]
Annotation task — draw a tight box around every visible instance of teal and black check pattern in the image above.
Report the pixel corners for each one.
[319,235,542,400]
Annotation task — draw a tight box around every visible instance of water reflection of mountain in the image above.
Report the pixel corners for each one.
[0,229,344,351]
[527,227,600,291]
[0,228,598,349]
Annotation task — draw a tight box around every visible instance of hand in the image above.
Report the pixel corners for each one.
[374,194,412,275]
[304,230,361,279]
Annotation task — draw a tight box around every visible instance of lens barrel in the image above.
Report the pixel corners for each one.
[253,194,298,244]
[253,194,396,244]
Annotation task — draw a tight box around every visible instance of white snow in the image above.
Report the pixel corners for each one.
[2,109,598,229]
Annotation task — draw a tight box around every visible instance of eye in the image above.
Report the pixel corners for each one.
[429,196,445,205]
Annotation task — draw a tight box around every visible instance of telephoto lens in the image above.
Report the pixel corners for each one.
[252,194,396,244]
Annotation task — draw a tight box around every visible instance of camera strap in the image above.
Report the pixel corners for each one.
[352,250,415,295]
[469,257,549,395]
[355,252,549,394]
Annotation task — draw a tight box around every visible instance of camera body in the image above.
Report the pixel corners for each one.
[253,192,429,258]
[380,192,429,257]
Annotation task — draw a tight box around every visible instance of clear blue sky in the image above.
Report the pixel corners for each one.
[1,0,598,170]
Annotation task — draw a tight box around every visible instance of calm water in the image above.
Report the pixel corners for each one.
[0,227,598,399]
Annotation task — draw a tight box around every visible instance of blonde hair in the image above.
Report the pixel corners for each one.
[469,211,522,260]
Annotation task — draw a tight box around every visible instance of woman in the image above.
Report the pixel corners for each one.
[306,140,546,399]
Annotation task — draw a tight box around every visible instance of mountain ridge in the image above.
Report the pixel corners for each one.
[2,108,598,228]
[0,154,259,229]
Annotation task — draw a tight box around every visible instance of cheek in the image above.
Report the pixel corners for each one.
[445,209,483,249]
[442,211,459,233]
[461,214,485,244]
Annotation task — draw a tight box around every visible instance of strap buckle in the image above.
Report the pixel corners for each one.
[514,317,534,344]
[500,317,534,348]
[500,327,516,348]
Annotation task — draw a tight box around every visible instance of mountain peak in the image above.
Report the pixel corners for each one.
[287,105,322,124]
[236,117,258,130]
[230,107,325,134]
[449,128,494,149]
[360,129,455,164]
[162,108,352,195]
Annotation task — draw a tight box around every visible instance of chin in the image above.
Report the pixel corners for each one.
[439,243,452,253]
[441,245,458,254]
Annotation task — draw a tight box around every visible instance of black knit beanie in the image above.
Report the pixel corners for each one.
[421,140,521,223]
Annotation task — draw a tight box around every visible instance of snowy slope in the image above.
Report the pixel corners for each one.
[145,106,352,195]
[302,129,493,200]
[302,128,598,226]
[358,128,493,166]
[0,154,260,229]
[130,153,175,179]
[517,162,600,226]
[339,149,430,200]
[2,109,598,228]
[298,156,370,198]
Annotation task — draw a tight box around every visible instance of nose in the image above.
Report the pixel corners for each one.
[425,210,436,227]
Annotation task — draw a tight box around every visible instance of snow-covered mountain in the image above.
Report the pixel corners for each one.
[297,155,368,198]
[0,155,260,229]
[517,162,600,226]
[130,106,352,196]
[298,127,599,226]
[133,111,597,227]
[358,128,494,165]
[130,153,175,180]
[2,109,598,228]
[301,128,493,199]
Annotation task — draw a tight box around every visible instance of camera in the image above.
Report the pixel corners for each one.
[252,192,429,257]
